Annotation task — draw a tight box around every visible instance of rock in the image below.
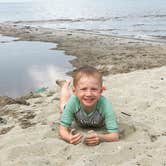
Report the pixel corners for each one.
[0,96,30,107]
[15,97,30,106]
[22,92,41,100]
[0,126,14,135]
[0,96,16,107]
[0,117,7,125]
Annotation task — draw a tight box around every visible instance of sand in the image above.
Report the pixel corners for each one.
[0,22,166,166]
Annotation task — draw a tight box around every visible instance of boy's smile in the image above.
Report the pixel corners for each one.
[73,76,102,111]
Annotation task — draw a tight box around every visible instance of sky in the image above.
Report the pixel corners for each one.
[0,0,33,2]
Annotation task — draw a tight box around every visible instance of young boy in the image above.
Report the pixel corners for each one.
[58,66,119,145]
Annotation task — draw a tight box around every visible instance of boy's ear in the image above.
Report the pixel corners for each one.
[72,86,76,94]
[101,86,106,93]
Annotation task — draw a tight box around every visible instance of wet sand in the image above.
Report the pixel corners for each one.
[0,22,166,166]
[0,22,166,75]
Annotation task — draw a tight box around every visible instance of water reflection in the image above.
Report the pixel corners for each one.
[0,35,16,42]
[0,35,75,97]
[28,64,71,88]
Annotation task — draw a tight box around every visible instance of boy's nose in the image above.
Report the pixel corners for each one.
[85,89,92,95]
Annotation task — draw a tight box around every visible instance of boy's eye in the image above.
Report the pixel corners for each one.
[79,88,99,92]
[80,88,87,91]
[91,88,98,92]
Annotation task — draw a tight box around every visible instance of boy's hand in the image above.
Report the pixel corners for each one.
[69,129,83,145]
[84,130,100,146]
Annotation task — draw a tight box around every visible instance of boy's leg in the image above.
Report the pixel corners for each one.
[56,80,71,112]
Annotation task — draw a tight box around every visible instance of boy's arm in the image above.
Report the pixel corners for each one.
[59,96,83,144]
[84,132,119,146]
[98,132,119,142]
[102,98,119,141]
[59,125,83,145]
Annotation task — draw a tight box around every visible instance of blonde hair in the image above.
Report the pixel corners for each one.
[72,66,103,87]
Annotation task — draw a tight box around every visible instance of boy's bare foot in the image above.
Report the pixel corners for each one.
[56,79,71,113]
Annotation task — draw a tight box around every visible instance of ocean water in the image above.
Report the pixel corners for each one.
[0,0,166,41]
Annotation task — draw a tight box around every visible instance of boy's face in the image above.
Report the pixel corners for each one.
[73,76,102,110]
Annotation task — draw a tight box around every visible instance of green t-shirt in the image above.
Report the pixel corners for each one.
[60,95,118,133]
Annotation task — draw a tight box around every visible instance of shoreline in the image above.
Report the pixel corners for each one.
[0,22,166,76]
[0,22,166,166]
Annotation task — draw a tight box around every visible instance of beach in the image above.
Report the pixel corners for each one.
[0,22,166,166]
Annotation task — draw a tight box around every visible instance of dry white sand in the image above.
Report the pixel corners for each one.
[0,66,165,166]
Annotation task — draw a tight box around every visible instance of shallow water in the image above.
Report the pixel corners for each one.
[0,35,74,97]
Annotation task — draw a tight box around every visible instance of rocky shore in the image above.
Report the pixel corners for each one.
[1,22,166,75]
